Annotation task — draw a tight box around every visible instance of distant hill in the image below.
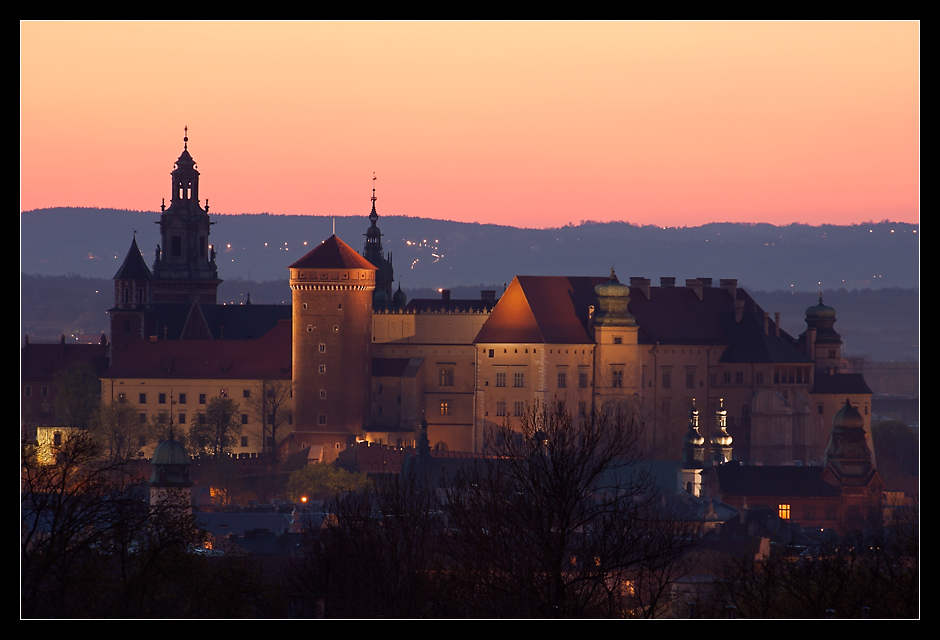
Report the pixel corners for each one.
[21,208,919,292]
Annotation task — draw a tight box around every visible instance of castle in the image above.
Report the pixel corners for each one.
[98,135,874,467]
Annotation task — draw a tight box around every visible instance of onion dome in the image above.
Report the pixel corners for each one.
[681,401,706,465]
[805,293,837,319]
[831,397,864,430]
[802,292,842,344]
[149,431,193,486]
[824,399,874,479]
[392,282,407,309]
[710,399,733,447]
[593,268,636,327]
[373,286,390,310]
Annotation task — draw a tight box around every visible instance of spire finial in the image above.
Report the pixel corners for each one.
[332,217,335,235]
[819,291,824,304]
[183,125,188,150]
[372,172,377,203]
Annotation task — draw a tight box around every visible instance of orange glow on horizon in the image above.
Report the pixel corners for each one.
[21,21,919,228]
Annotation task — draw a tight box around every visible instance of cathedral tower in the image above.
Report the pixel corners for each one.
[290,235,377,445]
[362,180,394,308]
[110,234,154,363]
[151,129,221,304]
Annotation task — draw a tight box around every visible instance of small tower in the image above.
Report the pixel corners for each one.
[362,178,395,307]
[591,269,640,416]
[710,398,733,464]
[801,293,842,374]
[290,235,377,448]
[110,234,154,363]
[678,401,706,496]
[148,430,194,514]
[152,128,221,304]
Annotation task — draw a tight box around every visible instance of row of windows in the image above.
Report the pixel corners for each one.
[23,386,49,397]
[494,401,527,417]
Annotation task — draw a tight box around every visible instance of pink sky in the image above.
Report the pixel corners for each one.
[21,21,919,229]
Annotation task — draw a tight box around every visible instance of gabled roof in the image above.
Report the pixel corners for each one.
[474,276,812,364]
[110,302,292,341]
[114,236,153,280]
[289,235,377,271]
[102,320,291,380]
[22,339,110,382]
[474,276,605,344]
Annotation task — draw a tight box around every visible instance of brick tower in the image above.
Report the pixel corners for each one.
[289,235,377,448]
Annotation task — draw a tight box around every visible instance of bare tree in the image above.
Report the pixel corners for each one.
[189,397,242,460]
[442,400,700,618]
[96,400,151,463]
[245,380,292,463]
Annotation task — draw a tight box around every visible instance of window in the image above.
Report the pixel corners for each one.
[488,349,494,358]
[514,401,525,417]
[828,349,836,358]
[199,394,206,405]
[25,386,31,397]
[268,413,275,425]
[220,389,228,398]
[241,413,249,425]
[198,413,206,424]
[513,372,525,388]
[496,401,507,417]
[439,368,454,387]
[319,365,327,374]
[118,393,126,404]
[53,432,62,446]
[241,436,248,448]
[578,402,586,416]
[243,389,251,398]
[662,372,671,389]
[178,413,186,424]
[558,372,567,388]
[178,393,186,404]
[171,235,182,256]
[139,413,147,424]
[440,401,450,416]
[318,414,327,426]
[613,336,622,345]
[319,343,326,353]
[818,404,825,415]
[612,369,623,388]
[320,389,327,399]
[159,393,167,404]
[735,372,744,384]
[139,393,147,404]
[685,372,694,389]
[755,373,764,384]
[710,373,718,388]
[158,412,167,424]
[333,325,339,332]
[778,504,791,520]
[579,372,589,388]
[723,372,731,384]
[496,372,506,388]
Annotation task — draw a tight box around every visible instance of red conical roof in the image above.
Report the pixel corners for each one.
[289,235,377,271]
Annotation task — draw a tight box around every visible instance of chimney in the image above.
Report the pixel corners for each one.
[441,289,451,301]
[660,277,675,288]
[735,299,745,323]
[698,277,713,288]
[763,312,769,335]
[774,312,780,338]
[686,278,703,301]
[720,278,738,301]
[630,277,650,300]
[480,290,496,305]
[807,327,816,361]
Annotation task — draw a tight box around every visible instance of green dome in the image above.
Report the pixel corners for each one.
[805,293,836,319]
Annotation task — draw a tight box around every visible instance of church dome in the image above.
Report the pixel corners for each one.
[594,268,630,298]
[149,433,193,486]
[805,294,837,319]
[831,398,864,430]
[152,435,190,466]
[392,283,407,308]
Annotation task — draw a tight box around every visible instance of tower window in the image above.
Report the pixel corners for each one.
[171,236,182,257]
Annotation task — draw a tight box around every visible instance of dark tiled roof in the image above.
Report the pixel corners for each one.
[112,302,292,341]
[405,298,496,313]
[21,340,111,382]
[102,320,291,380]
[710,464,839,498]
[289,235,377,271]
[114,237,154,280]
[718,309,811,364]
[813,373,873,395]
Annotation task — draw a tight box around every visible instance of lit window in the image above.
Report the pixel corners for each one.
[778,504,791,520]
[440,368,454,387]
[440,401,450,416]
[220,389,228,398]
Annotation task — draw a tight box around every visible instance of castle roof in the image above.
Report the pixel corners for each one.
[113,236,154,281]
[708,463,840,498]
[290,235,377,271]
[103,319,291,380]
[813,373,873,395]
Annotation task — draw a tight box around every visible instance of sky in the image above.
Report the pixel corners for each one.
[21,21,919,229]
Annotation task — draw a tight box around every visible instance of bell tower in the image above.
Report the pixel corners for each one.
[152,128,221,304]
